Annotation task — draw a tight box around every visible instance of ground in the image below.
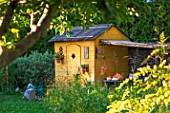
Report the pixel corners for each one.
[0,94,52,113]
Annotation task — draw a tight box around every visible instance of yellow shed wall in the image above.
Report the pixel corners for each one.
[96,27,130,41]
[54,41,95,81]
[94,27,130,82]
[54,26,131,82]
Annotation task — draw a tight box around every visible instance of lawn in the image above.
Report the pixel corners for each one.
[0,93,52,113]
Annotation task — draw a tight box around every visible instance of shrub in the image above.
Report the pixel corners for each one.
[0,51,55,91]
[23,51,55,87]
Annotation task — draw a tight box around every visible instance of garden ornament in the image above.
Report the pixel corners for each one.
[16,83,36,102]
[23,83,36,101]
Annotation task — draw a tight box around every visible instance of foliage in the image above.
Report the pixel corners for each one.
[0,0,104,69]
[26,29,55,54]
[45,74,110,113]
[0,51,55,90]
[0,0,101,48]
[112,0,170,42]
[0,66,16,94]
[2,0,169,49]
[0,68,6,91]
[54,52,61,58]
[1,0,170,68]
[106,34,170,113]
[80,64,86,69]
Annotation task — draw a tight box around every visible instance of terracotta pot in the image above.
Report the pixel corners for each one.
[55,58,61,63]
[81,69,86,74]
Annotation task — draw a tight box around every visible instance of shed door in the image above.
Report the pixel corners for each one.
[66,45,81,74]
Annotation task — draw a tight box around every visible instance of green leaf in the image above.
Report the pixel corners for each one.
[59,27,65,36]
[11,28,19,34]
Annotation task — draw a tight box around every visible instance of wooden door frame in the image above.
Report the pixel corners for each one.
[66,44,81,75]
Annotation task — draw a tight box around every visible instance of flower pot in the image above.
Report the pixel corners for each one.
[55,58,61,63]
[81,69,86,74]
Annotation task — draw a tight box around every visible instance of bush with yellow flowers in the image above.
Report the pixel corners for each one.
[107,33,170,113]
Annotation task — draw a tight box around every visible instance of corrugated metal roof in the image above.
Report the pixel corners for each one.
[100,40,170,49]
[48,24,132,42]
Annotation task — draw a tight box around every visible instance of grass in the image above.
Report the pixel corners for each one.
[0,73,110,113]
[0,93,52,113]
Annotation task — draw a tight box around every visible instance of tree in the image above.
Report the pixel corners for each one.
[0,0,55,69]
[112,0,170,42]
[0,0,102,69]
[1,0,168,69]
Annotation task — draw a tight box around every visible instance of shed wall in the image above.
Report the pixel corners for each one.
[54,26,131,82]
[94,27,130,82]
[54,41,95,81]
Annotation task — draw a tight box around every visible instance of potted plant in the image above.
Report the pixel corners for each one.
[80,64,86,74]
[55,52,61,63]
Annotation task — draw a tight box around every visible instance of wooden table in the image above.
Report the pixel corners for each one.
[103,79,123,89]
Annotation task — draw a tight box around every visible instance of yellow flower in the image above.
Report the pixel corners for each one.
[107,95,113,99]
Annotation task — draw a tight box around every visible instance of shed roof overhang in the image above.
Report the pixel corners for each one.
[48,24,133,43]
[100,40,170,49]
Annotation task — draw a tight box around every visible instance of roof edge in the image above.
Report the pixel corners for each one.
[48,24,133,42]
[100,40,170,49]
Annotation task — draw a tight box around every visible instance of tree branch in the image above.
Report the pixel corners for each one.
[37,4,50,27]
[0,4,56,69]
[30,13,37,32]
[0,0,19,40]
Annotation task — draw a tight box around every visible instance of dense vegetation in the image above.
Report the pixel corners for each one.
[110,0,170,42]
[0,51,54,93]
[1,0,170,113]
[1,0,170,68]
[1,43,170,112]
[107,34,170,113]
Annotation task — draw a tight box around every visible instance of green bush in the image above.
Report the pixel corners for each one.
[0,51,55,91]
[23,51,55,87]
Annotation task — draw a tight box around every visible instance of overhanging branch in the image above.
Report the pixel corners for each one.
[0,0,19,40]
[0,4,56,69]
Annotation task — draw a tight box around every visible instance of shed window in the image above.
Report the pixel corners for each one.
[84,47,89,59]
[71,53,76,59]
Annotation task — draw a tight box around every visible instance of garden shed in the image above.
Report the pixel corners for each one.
[49,24,133,82]
[101,40,170,73]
